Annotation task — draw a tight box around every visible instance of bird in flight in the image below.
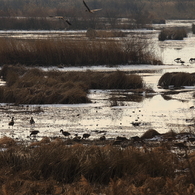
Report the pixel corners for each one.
[83,0,102,13]
[49,16,71,25]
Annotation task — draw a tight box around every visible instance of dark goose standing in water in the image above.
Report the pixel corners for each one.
[9,117,14,128]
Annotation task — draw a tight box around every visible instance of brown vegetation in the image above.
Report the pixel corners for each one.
[158,72,195,89]
[0,65,145,104]
[158,27,187,41]
[0,35,158,66]
[0,134,195,194]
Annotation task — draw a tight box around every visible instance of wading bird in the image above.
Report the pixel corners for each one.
[82,133,90,139]
[30,117,35,125]
[83,0,102,13]
[49,16,71,25]
[30,130,39,137]
[60,129,71,137]
[9,117,14,128]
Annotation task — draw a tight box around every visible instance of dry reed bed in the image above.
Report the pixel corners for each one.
[0,65,145,104]
[0,36,158,66]
[158,72,195,89]
[158,27,187,41]
[0,136,195,194]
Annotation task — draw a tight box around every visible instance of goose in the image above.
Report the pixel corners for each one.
[60,129,71,137]
[82,133,90,139]
[30,130,39,136]
[83,0,102,13]
[99,135,106,141]
[30,117,35,125]
[49,16,71,25]
[9,117,14,127]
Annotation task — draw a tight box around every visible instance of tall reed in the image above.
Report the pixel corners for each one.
[0,36,158,66]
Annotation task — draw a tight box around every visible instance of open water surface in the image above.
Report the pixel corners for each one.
[1,20,195,142]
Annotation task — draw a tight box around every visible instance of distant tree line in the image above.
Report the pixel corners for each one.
[0,0,194,30]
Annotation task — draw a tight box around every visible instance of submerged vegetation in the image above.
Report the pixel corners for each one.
[0,65,146,104]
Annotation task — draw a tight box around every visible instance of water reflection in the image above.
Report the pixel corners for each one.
[0,19,195,141]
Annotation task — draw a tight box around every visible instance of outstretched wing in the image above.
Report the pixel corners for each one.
[66,20,72,25]
[83,0,91,12]
[91,8,102,12]
[56,16,64,19]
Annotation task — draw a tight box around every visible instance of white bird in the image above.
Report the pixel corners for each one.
[83,0,102,13]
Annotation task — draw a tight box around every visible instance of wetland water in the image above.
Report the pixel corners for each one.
[1,20,195,141]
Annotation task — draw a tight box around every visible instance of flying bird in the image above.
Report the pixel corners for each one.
[83,0,102,13]
[49,16,71,25]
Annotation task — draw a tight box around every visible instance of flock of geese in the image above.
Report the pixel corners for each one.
[49,0,102,26]
[9,116,40,137]
[174,58,195,65]
[8,116,91,140]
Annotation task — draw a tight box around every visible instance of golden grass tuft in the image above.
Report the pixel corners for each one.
[0,136,16,147]
[0,136,194,194]
[0,66,146,104]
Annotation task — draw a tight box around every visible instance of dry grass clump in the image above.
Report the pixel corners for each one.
[0,136,16,147]
[0,138,194,194]
[0,36,159,66]
[141,129,161,139]
[0,65,145,104]
[158,27,187,41]
[86,29,125,39]
[158,72,195,89]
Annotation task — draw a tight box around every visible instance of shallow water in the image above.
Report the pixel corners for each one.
[1,20,195,142]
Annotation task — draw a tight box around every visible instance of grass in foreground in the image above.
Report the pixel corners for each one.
[0,135,195,195]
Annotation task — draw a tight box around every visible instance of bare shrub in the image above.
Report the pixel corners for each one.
[141,129,160,139]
